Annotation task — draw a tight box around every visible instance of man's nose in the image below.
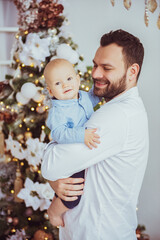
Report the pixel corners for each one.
[92,67,103,79]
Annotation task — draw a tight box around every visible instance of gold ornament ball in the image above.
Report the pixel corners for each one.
[33,230,53,240]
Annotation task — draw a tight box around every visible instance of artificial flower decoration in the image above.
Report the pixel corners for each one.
[17,178,54,211]
[25,138,47,167]
[5,135,26,160]
[19,33,51,67]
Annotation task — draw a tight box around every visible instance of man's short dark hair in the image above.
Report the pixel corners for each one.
[100,29,144,80]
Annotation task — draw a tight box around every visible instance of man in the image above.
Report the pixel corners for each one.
[42,29,149,240]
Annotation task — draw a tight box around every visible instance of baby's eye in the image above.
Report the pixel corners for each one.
[55,82,60,85]
[67,77,72,81]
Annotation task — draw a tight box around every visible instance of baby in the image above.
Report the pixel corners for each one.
[42,58,100,227]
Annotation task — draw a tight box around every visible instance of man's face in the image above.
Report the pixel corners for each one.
[92,43,128,101]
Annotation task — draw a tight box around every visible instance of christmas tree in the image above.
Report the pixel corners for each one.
[0,0,97,239]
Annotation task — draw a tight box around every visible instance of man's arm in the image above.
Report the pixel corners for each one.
[41,104,128,181]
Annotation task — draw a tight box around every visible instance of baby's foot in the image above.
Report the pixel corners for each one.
[49,214,64,227]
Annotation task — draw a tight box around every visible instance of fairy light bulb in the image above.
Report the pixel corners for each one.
[41,125,45,130]
[31,107,35,111]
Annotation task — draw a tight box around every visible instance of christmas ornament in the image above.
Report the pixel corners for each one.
[148,0,157,13]
[36,105,45,114]
[157,13,160,29]
[7,216,13,223]
[123,0,132,10]
[14,164,23,202]
[32,92,45,103]
[110,0,115,6]
[33,229,53,240]
[56,44,79,64]
[16,92,30,105]
[13,217,19,226]
[144,0,149,26]
[21,82,37,99]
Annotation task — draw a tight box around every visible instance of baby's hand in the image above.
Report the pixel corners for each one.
[85,128,100,150]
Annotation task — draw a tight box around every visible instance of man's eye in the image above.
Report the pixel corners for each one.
[67,77,72,81]
[55,82,60,85]
[104,68,112,71]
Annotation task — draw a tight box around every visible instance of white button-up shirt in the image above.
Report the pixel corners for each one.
[42,87,149,240]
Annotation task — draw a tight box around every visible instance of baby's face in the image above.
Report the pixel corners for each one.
[47,63,80,100]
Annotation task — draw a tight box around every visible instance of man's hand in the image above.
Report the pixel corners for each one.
[85,128,100,149]
[49,177,85,201]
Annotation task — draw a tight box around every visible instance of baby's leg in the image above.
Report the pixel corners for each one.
[47,196,69,227]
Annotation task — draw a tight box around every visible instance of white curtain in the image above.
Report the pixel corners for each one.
[0,0,18,81]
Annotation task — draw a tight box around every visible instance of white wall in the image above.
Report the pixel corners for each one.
[66,1,160,240]
[2,0,160,239]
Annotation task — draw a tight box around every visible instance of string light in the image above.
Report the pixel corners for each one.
[45,106,49,110]
[27,128,30,131]
[30,119,34,123]
[28,217,31,221]
[30,63,34,67]
[85,87,89,91]
[13,158,18,162]
[44,226,47,230]
[23,118,26,122]
[81,84,85,88]
[38,170,41,174]
[38,103,41,107]
[35,79,39,84]
[41,125,45,130]
[24,30,28,35]
[29,73,33,77]
[22,64,25,67]
[19,124,22,128]
[31,107,35,111]
[20,162,24,166]
[11,228,16,233]
[15,34,19,39]
[11,190,14,194]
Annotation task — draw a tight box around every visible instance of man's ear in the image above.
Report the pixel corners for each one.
[127,63,139,82]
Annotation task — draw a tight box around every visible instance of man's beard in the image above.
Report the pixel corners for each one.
[93,73,127,101]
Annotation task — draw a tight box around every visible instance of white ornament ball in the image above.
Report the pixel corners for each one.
[21,82,37,99]
[16,92,30,105]
[68,50,79,64]
[56,44,72,60]
[56,44,79,64]
[32,92,45,102]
